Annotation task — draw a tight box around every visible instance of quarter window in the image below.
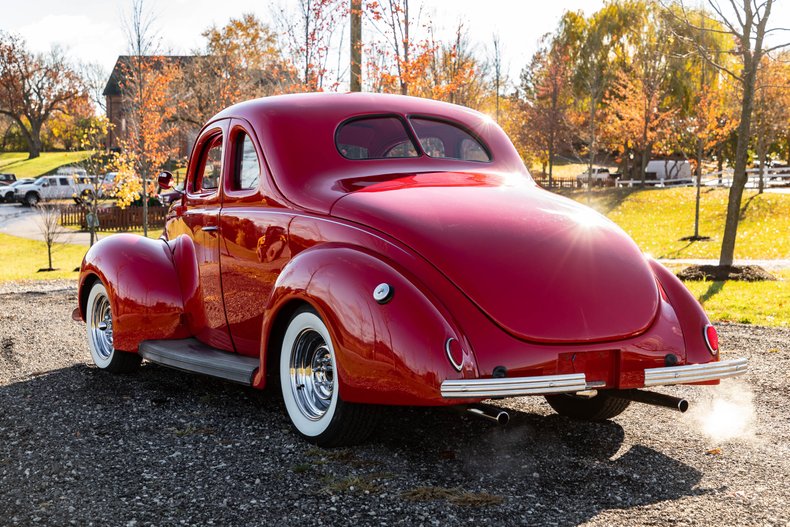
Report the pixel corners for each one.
[197,135,223,191]
[409,118,491,162]
[336,117,419,160]
[234,133,260,191]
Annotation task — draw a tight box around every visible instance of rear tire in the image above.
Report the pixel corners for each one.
[545,392,630,421]
[85,282,141,373]
[279,306,377,447]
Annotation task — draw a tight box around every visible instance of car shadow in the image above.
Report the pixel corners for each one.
[0,364,706,526]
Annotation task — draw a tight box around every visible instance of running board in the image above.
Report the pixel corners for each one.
[139,339,259,385]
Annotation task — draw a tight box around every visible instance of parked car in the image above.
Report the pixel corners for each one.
[13,175,93,206]
[576,167,616,187]
[2,178,34,202]
[73,93,747,447]
[0,173,17,186]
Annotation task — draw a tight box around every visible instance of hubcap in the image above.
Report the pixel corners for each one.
[289,329,334,420]
[90,293,113,359]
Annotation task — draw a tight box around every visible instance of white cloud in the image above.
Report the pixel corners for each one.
[17,13,124,68]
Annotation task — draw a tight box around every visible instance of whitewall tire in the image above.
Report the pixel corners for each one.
[86,282,141,373]
[279,306,377,446]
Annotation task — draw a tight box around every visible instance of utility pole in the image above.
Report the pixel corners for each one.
[350,0,362,92]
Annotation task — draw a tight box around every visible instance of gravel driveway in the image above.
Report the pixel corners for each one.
[1,281,788,526]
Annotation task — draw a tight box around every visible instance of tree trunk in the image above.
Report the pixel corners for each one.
[694,139,704,238]
[757,135,766,194]
[349,0,362,92]
[719,59,758,267]
[47,243,53,270]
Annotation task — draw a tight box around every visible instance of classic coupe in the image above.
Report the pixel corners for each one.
[74,93,747,446]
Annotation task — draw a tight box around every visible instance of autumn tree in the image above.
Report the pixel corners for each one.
[683,85,738,237]
[74,117,113,246]
[278,0,344,90]
[562,4,641,188]
[177,14,297,126]
[603,70,677,183]
[674,0,787,266]
[520,36,573,185]
[116,0,177,235]
[752,53,790,193]
[0,33,83,158]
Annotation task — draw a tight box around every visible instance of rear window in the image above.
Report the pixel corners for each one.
[409,118,491,162]
[336,117,419,160]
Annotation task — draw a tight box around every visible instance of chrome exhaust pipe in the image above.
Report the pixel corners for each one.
[466,404,510,425]
[610,389,689,413]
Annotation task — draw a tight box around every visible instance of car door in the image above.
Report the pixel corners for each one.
[177,120,235,351]
[218,119,293,357]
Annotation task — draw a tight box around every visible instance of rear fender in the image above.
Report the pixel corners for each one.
[77,234,190,351]
[648,258,716,366]
[254,244,476,405]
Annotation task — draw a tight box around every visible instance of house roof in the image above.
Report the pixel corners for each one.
[103,55,195,96]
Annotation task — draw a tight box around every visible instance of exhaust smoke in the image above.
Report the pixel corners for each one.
[688,379,756,442]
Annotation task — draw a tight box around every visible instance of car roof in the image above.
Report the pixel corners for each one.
[209,92,529,213]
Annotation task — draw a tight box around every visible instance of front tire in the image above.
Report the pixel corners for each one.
[545,392,630,421]
[86,282,141,373]
[24,192,39,207]
[279,306,377,447]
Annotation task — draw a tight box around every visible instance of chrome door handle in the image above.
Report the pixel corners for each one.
[201,226,219,232]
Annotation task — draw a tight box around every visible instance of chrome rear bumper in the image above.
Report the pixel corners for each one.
[440,358,748,399]
[644,357,748,386]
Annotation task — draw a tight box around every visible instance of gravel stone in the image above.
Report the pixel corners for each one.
[0,281,788,526]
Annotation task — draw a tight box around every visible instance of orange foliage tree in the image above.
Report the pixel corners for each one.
[602,70,676,183]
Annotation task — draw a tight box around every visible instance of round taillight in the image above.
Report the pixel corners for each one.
[704,324,719,355]
[445,338,463,371]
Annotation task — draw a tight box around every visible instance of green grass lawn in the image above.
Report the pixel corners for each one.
[564,187,790,259]
[0,151,92,178]
[0,233,86,282]
[683,270,790,327]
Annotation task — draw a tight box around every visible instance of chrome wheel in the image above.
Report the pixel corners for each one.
[289,329,335,420]
[279,307,378,446]
[90,292,114,360]
[84,282,140,373]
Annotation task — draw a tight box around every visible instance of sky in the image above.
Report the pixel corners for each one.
[1,0,788,90]
[0,0,607,87]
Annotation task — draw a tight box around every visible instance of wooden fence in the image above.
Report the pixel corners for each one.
[534,176,578,189]
[61,206,168,231]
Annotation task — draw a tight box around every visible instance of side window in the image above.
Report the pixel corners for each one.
[196,135,223,191]
[59,178,69,186]
[233,133,260,191]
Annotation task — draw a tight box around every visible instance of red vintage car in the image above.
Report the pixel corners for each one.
[74,93,747,446]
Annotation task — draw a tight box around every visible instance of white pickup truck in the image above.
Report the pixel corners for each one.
[13,174,93,206]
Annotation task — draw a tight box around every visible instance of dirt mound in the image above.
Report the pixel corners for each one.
[676,264,777,282]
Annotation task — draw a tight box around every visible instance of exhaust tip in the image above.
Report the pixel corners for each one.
[466,406,510,426]
[678,399,689,413]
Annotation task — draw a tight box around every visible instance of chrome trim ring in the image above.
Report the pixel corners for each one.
[441,373,587,399]
[289,329,334,421]
[89,292,113,360]
[644,357,748,386]
[445,338,463,372]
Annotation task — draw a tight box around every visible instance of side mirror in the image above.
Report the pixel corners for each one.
[158,171,175,190]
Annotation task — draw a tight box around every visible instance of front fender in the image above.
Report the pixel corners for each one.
[256,244,477,405]
[77,234,189,351]
[648,258,716,366]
